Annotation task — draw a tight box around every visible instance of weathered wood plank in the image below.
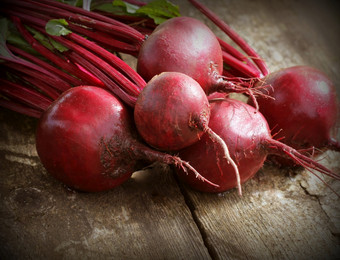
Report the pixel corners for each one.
[181,162,340,259]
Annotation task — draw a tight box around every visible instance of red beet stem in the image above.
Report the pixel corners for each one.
[67,23,139,56]
[11,8,142,99]
[0,40,72,92]
[64,32,146,90]
[6,5,145,91]
[31,0,144,33]
[8,44,82,87]
[45,31,141,98]
[221,51,261,78]
[0,79,53,111]
[66,51,137,107]
[15,74,61,100]
[218,37,261,77]
[0,99,42,118]
[188,0,269,77]
[4,0,145,44]
[11,16,100,86]
[1,57,71,92]
[8,12,142,106]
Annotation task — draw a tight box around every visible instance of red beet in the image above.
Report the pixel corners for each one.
[137,17,223,94]
[177,98,339,193]
[36,86,215,192]
[134,72,210,151]
[136,16,254,99]
[250,66,339,154]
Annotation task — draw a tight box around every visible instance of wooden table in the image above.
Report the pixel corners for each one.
[1,0,339,259]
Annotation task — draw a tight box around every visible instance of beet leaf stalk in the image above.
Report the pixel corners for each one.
[7,16,103,87]
[187,0,269,77]
[2,10,145,106]
[2,0,262,83]
[91,0,263,79]
[2,0,145,47]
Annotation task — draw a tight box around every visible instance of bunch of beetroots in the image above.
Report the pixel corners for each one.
[105,0,340,163]
[110,0,340,186]
[96,0,340,164]
[1,2,238,193]
[0,0,339,195]
[1,0,244,193]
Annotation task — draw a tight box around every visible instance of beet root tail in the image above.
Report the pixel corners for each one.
[205,127,242,195]
[267,138,340,198]
[172,156,220,188]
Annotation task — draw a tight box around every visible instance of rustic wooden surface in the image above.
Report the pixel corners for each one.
[1,0,340,259]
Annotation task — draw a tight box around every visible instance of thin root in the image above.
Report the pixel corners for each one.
[205,127,242,196]
[174,156,219,188]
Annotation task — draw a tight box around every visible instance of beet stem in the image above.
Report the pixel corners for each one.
[1,58,70,92]
[0,42,71,92]
[43,31,141,98]
[11,16,99,85]
[8,44,82,87]
[4,0,145,44]
[65,32,146,90]
[66,51,137,107]
[188,0,269,76]
[7,6,145,94]
[68,23,139,56]
[0,98,42,118]
[221,49,261,78]
[0,78,53,111]
[16,74,61,100]
[218,37,261,75]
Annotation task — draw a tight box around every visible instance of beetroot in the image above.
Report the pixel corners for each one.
[36,86,215,192]
[134,72,210,151]
[176,98,339,193]
[136,17,253,97]
[250,66,339,154]
[137,17,222,93]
